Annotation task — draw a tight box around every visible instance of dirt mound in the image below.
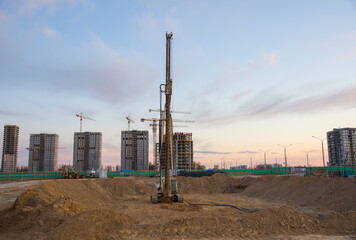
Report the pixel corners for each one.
[241,206,328,235]
[52,209,139,240]
[178,173,239,194]
[158,206,329,239]
[0,175,355,239]
[318,211,356,234]
[14,178,155,213]
[160,203,201,212]
[237,175,356,211]
[178,174,356,212]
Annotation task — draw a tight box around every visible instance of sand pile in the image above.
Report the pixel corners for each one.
[14,178,155,212]
[0,175,355,239]
[178,174,356,212]
[236,175,356,211]
[155,206,329,239]
[178,173,240,194]
[52,209,139,240]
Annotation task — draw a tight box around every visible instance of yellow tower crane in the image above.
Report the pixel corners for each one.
[75,113,95,171]
[141,117,193,171]
[26,146,66,172]
[126,115,135,170]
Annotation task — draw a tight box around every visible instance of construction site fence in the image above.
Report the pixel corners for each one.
[0,166,355,180]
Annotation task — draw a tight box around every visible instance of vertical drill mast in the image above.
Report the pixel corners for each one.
[164,32,173,199]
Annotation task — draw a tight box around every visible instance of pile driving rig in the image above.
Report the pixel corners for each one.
[150,32,182,204]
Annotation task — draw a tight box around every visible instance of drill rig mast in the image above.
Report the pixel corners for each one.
[151,32,182,204]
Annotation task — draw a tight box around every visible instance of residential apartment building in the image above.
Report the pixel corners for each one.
[159,132,193,170]
[327,128,356,166]
[73,132,102,171]
[1,125,19,172]
[121,130,149,171]
[28,134,59,172]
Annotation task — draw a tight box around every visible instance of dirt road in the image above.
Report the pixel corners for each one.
[0,174,355,239]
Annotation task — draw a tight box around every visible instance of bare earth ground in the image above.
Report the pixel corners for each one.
[0,174,355,239]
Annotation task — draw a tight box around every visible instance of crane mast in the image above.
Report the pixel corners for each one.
[75,113,95,171]
[126,116,135,171]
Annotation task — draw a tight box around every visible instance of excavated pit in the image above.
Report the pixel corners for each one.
[0,174,355,239]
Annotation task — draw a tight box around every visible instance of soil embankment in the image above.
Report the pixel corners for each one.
[0,175,355,239]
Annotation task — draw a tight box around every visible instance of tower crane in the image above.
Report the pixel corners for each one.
[75,113,95,171]
[141,117,192,170]
[126,115,135,170]
[26,146,66,172]
[149,109,191,114]
[141,118,158,169]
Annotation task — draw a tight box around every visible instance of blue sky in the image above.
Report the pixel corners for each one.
[0,0,356,168]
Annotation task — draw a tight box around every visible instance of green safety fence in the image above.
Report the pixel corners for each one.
[0,166,355,180]
[306,166,356,177]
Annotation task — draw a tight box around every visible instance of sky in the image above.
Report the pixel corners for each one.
[0,0,356,169]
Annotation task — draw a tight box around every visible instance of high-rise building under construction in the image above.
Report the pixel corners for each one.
[121,130,149,171]
[159,132,193,170]
[28,134,59,172]
[1,125,19,172]
[327,128,356,166]
[73,132,102,171]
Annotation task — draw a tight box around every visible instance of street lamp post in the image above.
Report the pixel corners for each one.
[301,150,312,168]
[277,144,292,168]
[259,149,270,169]
[312,136,326,167]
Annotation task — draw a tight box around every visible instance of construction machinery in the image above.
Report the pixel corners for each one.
[87,168,97,178]
[62,166,84,179]
[150,32,183,204]
[75,113,95,171]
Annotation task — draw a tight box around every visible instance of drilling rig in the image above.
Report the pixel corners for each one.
[150,32,183,204]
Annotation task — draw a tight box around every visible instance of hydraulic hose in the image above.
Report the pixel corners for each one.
[176,181,261,213]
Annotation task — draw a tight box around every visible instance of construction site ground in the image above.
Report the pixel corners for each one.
[0,174,355,239]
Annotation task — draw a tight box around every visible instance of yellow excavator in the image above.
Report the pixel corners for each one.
[62,167,84,179]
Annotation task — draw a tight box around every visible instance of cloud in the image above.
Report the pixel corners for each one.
[194,150,233,155]
[135,6,180,45]
[0,109,36,118]
[232,88,252,100]
[190,52,277,116]
[237,151,259,155]
[202,63,241,96]
[18,0,81,14]
[41,25,62,38]
[0,10,9,21]
[262,52,277,65]
[0,33,158,104]
[199,84,356,126]
[248,52,278,71]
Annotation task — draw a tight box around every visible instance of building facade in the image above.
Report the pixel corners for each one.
[159,132,193,170]
[28,134,59,172]
[73,132,102,171]
[1,125,19,172]
[327,128,356,166]
[121,130,149,171]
